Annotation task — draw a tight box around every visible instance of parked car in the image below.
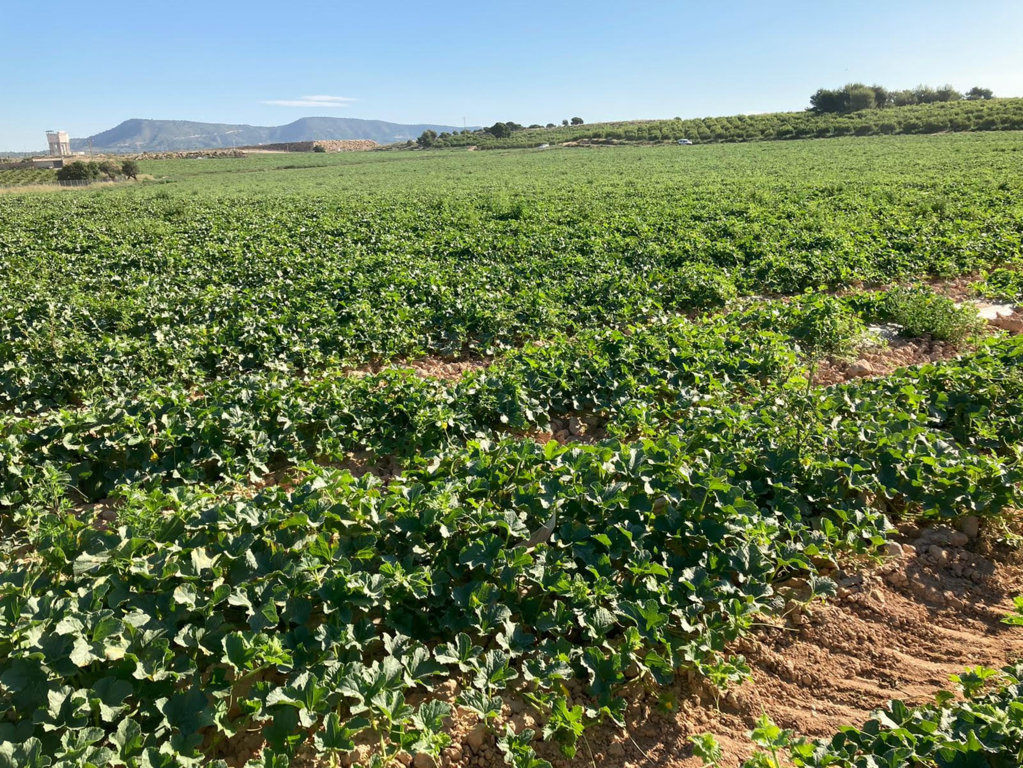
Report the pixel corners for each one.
[677,139,694,145]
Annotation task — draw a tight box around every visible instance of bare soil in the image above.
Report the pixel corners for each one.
[813,335,961,387]
[351,355,490,382]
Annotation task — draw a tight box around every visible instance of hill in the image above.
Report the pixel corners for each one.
[71,117,468,152]
[426,98,1023,149]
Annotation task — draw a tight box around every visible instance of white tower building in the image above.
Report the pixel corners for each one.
[46,131,71,157]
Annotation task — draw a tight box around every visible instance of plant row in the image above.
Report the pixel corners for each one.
[426,99,1023,149]
[3,136,1021,412]
[2,330,1021,766]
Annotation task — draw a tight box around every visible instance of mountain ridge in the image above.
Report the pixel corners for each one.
[71,117,469,152]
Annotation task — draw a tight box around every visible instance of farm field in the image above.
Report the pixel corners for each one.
[1,133,1022,768]
[0,168,57,188]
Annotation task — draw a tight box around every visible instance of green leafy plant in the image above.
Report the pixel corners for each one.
[1002,596,1023,626]
[878,285,986,344]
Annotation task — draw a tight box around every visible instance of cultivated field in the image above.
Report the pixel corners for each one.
[1,134,1022,768]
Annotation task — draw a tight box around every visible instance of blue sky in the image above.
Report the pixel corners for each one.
[2,0,1022,150]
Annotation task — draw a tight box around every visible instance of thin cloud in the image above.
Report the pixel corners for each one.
[263,95,356,108]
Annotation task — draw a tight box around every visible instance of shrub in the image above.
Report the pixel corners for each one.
[784,294,867,360]
[98,160,120,180]
[56,161,100,182]
[877,286,985,344]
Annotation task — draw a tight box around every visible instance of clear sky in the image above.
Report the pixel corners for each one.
[2,0,1022,151]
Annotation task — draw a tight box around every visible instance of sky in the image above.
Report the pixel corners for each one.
[2,0,1022,150]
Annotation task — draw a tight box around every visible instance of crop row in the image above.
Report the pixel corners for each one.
[429,99,1023,149]
[2,322,1021,765]
[0,168,56,187]
[1,291,1011,508]
[3,137,1021,412]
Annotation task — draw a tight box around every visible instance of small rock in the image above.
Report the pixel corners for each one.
[413,754,437,768]
[847,359,875,378]
[994,314,1023,333]
[884,541,904,558]
[897,522,921,538]
[567,416,584,436]
[885,569,908,588]
[511,713,536,732]
[867,323,903,343]
[446,745,463,762]
[957,516,981,540]
[917,525,964,548]
[99,508,117,521]
[466,724,487,752]
[608,742,626,757]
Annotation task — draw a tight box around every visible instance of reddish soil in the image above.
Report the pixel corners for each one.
[351,355,490,382]
[547,414,608,444]
[813,335,962,387]
[316,451,403,482]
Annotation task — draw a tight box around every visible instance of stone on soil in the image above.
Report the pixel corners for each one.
[847,359,875,377]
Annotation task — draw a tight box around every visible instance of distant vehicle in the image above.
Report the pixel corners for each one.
[537,143,550,149]
[677,139,693,145]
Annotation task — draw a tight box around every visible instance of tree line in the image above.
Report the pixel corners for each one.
[410,98,1023,151]
[56,160,139,182]
[809,83,993,114]
[417,117,583,147]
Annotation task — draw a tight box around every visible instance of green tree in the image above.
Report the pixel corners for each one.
[935,84,963,102]
[870,84,890,108]
[417,130,437,148]
[965,86,994,100]
[809,88,845,114]
[56,161,100,182]
[487,122,512,138]
[121,160,140,180]
[845,84,876,112]
[892,89,917,106]
[570,116,584,125]
[98,160,120,180]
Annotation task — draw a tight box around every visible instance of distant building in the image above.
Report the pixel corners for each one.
[46,130,71,157]
[32,156,66,169]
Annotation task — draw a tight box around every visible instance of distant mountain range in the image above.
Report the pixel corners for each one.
[70,117,469,152]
